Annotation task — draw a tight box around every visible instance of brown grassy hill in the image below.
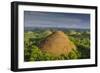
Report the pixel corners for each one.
[39,31,76,56]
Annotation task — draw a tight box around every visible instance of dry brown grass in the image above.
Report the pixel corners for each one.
[39,31,76,56]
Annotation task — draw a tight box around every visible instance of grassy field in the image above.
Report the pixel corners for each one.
[24,29,90,62]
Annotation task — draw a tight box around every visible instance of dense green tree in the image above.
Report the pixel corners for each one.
[24,30,90,61]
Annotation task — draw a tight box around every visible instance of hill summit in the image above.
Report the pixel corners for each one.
[39,31,76,56]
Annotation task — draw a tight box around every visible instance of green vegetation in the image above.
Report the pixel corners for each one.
[24,30,90,61]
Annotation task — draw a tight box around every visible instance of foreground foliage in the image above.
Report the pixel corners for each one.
[24,30,90,61]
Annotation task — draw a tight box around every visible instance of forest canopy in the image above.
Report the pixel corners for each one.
[24,29,90,61]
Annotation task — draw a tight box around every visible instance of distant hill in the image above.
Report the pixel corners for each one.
[24,27,90,32]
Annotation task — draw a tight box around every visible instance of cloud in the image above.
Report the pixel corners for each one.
[24,11,90,29]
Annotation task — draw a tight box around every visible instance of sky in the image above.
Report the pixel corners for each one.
[24,11,90,29]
